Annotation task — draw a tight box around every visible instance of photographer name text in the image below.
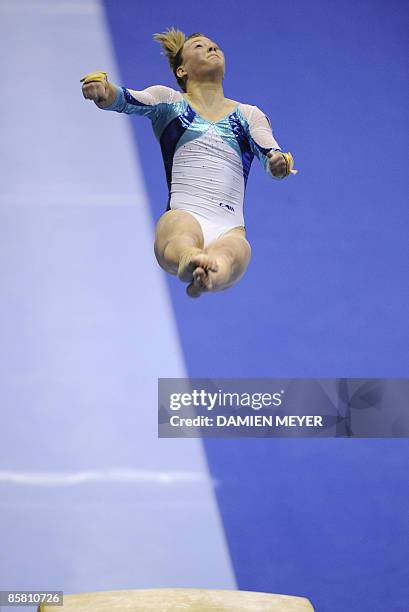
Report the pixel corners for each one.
[169,415,323,428]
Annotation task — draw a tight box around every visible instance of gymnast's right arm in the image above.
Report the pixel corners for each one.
[80,71,181,122]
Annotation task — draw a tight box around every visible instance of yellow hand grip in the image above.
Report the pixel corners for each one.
[282,151,298,176]
[80,71,108,85]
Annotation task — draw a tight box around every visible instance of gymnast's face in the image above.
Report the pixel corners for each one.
[177,36,225,83]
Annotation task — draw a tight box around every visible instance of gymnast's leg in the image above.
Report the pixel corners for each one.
[154,209,218,281]
[187,227,251,298]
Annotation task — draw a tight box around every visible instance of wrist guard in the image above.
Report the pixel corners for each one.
[281,151,298,176]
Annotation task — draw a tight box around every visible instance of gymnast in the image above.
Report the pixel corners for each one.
[81,28,297,298]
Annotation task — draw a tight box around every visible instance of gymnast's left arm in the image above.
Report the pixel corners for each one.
[247,106,298,180]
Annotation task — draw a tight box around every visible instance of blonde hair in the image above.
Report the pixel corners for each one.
[153,27,205,92]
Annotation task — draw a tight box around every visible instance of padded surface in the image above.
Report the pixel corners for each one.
[38,588,314,611]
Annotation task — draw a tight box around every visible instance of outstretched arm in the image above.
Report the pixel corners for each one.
[80,71,182,125]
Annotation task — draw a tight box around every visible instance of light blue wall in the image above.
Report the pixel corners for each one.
[0,1,234,607]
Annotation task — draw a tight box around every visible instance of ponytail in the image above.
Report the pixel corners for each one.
[153,27,205,92]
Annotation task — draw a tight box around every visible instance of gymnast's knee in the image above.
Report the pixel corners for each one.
[210,234,251,265]
[154,241,176,275]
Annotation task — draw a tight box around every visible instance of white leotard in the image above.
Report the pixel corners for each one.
[104,84,282,245]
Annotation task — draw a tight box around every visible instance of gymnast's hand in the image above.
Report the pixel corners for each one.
[80,71,114,107]
[267,151,298,178]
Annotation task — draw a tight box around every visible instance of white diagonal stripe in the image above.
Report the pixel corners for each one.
[0,469,214,486]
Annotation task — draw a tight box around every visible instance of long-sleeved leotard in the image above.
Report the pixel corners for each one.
[103,84,282,245]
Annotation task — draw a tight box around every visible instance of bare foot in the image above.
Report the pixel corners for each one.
[178,251,218,282]
[186,266,215,298]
